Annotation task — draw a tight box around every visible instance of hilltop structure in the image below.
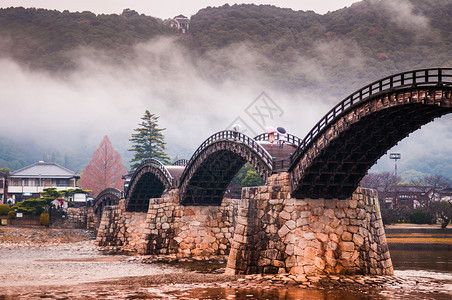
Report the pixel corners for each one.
[170,15,189,33]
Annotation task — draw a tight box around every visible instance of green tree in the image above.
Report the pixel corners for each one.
[41,188,63,206]
[0,167,10,175]
[230,163,264,187]
[129,110,170,169]
[12,198,47,214]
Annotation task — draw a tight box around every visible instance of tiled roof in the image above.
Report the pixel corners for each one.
[9,161,78,178]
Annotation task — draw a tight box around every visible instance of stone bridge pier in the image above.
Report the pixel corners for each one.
[96,191,238,257]
[96,172,393,276]
[226,173,393,276]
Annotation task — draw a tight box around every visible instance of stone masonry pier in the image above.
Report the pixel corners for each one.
[96,191,238,257]
[96,172,393,276]
[226,173,393,275]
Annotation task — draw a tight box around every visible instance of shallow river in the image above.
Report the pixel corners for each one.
[0,242,450,299]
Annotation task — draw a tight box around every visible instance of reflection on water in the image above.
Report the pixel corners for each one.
[168,287,379,300]
[168,248,452,300]
[390,249,452,273]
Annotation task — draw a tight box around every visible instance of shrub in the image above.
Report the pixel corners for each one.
[410,210,427,224]
[40,212,49,226]
[381,206,412,225]
[12,198,46,214]
[8,210,16,219]
[0,204,10,215]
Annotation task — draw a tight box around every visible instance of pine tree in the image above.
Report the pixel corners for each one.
[129,110,170,169]
[80,135,128,197]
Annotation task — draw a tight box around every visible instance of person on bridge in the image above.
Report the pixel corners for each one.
[276,127,287,148]
[266,126,276,147]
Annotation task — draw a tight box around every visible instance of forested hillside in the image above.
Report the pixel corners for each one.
[1,0,451,87]
[0,0,451,175]
[189,0,452,90]
[0,7,177,71]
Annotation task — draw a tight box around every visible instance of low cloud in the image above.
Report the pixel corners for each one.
[0,33,450,177]
[378,0,430,33]
[0,36,332,164]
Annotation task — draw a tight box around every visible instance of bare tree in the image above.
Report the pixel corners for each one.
[411,175,452,204]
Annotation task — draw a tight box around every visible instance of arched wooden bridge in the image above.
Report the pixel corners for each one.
[120,68,451,211]
[93,188,123,226]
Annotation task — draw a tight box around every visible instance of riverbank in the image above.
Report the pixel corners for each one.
[0,226,95,247]
[0,226,450,299]
[386,224,452,250]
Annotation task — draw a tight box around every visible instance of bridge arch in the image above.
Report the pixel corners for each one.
[290,68,452,199]
[93,188,123,226]
[179,130,273,206]
[125,158,173,212]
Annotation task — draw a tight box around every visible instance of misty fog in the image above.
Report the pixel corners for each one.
[0,3,451,178]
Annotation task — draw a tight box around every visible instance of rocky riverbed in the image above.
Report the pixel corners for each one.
[0,227,451,299]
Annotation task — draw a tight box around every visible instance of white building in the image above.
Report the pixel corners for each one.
[8,161,79,203]
[0,171,6,204]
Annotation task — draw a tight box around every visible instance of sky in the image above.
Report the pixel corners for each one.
[0,0,359,18]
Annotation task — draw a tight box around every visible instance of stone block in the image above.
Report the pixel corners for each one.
[311,222,324,233]
[340,242,355,252]
[285,220,296,230]
[350,250,360,263]
[304,247,316,261]
[341,251,353,260]
[312,207,324,216]
[272,260,285,268]
[347,225,359,234]
[296,217,309,227]
[315,257,326,270]
[316,233,329,243]
[341,231,353,241]
[285,233,298,244]
[336,200,349,209]
[278,225,290,238]
[303,265,317,275]
[258,257,272,266]
[285,244,294,256]
[329,233,339,243]
[353,234,364,247]
[346,210,357,219]
[303,232,316,240]
[327,241,338,250]
[293,245,304,256]
[190,221,201,226]
[289,266,305,275]
[279,211,292,220]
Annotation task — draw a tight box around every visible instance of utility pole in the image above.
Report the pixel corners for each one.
[389,153,401,207]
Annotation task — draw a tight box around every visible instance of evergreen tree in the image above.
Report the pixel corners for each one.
[129,110,170,169]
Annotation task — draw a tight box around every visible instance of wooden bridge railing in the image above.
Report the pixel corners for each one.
[254,132,302,146]
[125,158,174,198]
[290,68,452,168]
[172,159,189,166]
[187,130,273,170]
[179,130,274,187]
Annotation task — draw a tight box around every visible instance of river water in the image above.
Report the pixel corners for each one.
[0,242,450,299]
